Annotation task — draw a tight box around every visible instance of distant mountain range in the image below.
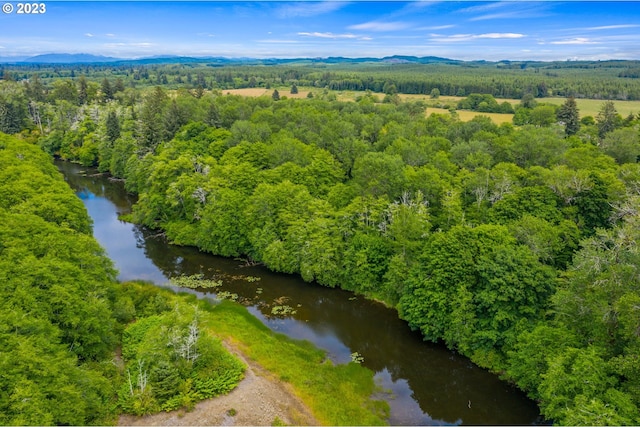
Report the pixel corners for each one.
[16,54,121,63]
[0,53,462,65]
[1,53,638,69]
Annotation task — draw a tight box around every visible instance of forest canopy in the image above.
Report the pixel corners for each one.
[1,59,640,424]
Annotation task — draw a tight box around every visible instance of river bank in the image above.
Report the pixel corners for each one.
[119,340,318,426]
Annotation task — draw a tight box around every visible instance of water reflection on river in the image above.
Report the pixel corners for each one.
[58,160,541,425]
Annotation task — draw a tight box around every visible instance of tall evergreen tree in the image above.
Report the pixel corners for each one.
[26,74,46,102]
[101,78,114,102]
[77,76,88,105]
[557,96,580,136]
[206,102,221,128]
[105,111,120,144]
[138,86,167,153]
[596,101,620,139]
[114,78,125,93]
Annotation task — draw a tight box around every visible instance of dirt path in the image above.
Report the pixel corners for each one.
[118,342,319,426]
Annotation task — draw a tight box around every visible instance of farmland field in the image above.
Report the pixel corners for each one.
[223,87,312,99]
[426,107,515,124]
[219,88,640,120]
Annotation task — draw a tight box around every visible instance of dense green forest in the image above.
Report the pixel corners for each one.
[3,57,640,100]
[0,133,389,425]
[0,134,251,423]
[2,62,640,424]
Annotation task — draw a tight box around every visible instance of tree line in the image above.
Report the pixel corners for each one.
[3,58,640,100]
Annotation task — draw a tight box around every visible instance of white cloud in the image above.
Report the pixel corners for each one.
[256,39,299,44]
[348,21,411,32]
[430,33,525,42]
[478,33,525,39]
[392,1,438,16]
[586,24,640,30]
[469,11,537,21]
[458,2,509,14]
[298,32,358,39]
[297,32,371,41]
[550,37,600,45]
[418,25,455,30]
[460,2,550,22]
[104,42,154,49]
[276,1,347,19]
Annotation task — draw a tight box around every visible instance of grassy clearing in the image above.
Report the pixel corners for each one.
[455,110,514,124]
[200,300,389,426]
[223,87,313,99]
[221,87,640,124]
[125,282,389,426]
[542,97,640,117]
[398,93,640,116]
[426,107,515,124]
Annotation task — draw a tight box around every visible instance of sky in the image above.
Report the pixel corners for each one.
[1,1,640,61]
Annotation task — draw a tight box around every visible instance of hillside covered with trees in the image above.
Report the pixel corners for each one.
[2,61,640,424]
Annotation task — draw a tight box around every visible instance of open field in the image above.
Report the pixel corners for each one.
[542,97,640,117]
[221,87,640,124]
[223,87,312,99]
[427,107,515,124]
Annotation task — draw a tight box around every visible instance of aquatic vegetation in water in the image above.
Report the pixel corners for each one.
[170,274,223,289]
[271,305,297,316]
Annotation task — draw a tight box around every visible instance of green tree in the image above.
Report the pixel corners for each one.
[106,111,121,144]
[600,127,640,164]
[520,93,537,109]
[26,74,46,102]
[0,91,28,134]
[556,96,580,136]
[574,173,613,236]
[114,78,125,93]
[400,225,555,358]
[50,80,78,103]
[596,100,622,139]
[138,86,168,153]
[101,78,114,102]
[77,76,88,105]
[530,105,557,127]
[352,152,407,199]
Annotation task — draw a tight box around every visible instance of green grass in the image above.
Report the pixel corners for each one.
[200,300,389,426]
[124,283,389,425]
[427,107,515,124]
[542,97,640,117]
[222,86,640,125]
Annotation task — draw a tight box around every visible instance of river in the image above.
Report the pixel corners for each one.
[58,160,541,426]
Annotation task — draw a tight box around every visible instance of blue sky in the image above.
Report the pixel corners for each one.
[1,1,640,61]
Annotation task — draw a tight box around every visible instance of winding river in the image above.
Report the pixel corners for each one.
[58,160,541,426]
